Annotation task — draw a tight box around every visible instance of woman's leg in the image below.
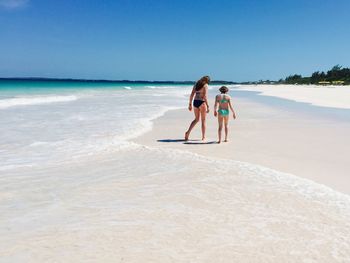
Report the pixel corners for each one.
[199,104,207,140]
[218,115,223,143]
[185,107,200,140]
[224,116,229,142]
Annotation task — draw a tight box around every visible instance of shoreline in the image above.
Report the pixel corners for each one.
[236,84,350,109]
[2,84,350,262]
[134,93,350,195]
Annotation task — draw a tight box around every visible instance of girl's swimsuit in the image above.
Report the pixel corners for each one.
[218,109,229,116]
[218,95,229,116]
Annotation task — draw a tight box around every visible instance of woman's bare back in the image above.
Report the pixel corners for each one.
[194,84,208,101]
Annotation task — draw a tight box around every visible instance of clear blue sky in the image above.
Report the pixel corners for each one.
[1,0,349,81]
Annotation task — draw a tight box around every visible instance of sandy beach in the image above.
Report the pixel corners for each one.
[135,85,350,194]
[1,84,350,262]
[238,84,350,109]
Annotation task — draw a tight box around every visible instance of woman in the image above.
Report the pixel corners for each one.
[185,76,210,141]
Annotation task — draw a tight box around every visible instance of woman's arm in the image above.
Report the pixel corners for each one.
[203,84,210,113]
[188,86,195,111]
[229,98,236,119]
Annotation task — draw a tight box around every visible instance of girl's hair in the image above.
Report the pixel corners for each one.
[195,75,211,91]
[219,86,229,94]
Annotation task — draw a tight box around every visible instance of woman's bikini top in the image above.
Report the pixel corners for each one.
[195,88,205,101]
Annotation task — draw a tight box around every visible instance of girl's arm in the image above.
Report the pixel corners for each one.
[188,86,195,111]
[214,95,218,117]
[203,84,210,113]
[229,98,236,119]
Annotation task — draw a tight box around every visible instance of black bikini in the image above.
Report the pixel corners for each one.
[193,99,205,108]
[193,90,205,108]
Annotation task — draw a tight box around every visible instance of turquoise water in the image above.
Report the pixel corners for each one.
[0,80,190,169]
[0,79,188,96]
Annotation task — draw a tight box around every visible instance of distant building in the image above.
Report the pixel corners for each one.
[318,81,331,85]
[332,80,345,85]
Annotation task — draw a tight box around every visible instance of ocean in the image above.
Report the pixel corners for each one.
[1,80,350,262]
[0,80,188,170]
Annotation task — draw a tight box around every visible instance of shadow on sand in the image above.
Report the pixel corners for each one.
[157,139,187,143]
[157,139,217,145]
[183,141,217,145]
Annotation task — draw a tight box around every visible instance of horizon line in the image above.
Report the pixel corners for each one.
[0,77,241,84]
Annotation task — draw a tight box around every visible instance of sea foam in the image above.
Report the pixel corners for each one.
[0,95,78,109]
[0,85,188,170]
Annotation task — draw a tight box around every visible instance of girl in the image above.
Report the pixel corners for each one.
[185,76,210,141]
[214,86,236,143]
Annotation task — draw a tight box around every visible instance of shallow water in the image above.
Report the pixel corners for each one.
[1,146,350,262]
[0,82,187,170]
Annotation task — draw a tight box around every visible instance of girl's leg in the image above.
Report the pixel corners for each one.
[224,116,229,142]
[218,115,223,143]
[199,104,207,140]
[185,107,200,140]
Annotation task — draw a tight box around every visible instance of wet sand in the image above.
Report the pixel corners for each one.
[135,92,350,195]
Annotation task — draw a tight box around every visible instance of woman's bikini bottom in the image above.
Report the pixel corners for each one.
[193,100,205,108]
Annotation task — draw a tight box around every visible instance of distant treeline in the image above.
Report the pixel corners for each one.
[283,65,350,85]
[2,67,349,86]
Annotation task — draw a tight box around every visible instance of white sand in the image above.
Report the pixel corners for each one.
[135,91,350,195]
[1,148,350,262]
[2,85,350,262]
[237,84,350,109]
